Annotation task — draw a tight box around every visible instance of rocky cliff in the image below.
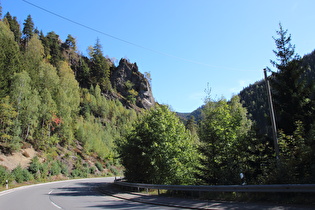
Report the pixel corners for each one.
[110,59,155,109]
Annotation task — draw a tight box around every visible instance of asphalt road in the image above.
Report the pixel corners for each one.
[0,177,178,210]
[0,177,314,210]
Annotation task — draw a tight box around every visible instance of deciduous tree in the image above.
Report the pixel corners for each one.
[197,96,252,185]
[118,105,198,185]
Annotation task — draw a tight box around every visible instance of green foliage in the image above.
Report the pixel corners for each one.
[0,166,12,186]
[3,12,21,43]
[10,71,40,142]
[28,156,40,174]
[76,85,137,159]
[50,161,62,176]
[71,160,89,178]
[270,23,298,70]
[118,105,198,185]
[88,39,111,91]
[125,81,138,104]
[276,121,313,183]
[0,96,18,149]
[0,21,21,98]
[197,96,252,185]
[43,31,63,66]
[12,165,33,183]
[22,15,34,42]
[95,162,104,171]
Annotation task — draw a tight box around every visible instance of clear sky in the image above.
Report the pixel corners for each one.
[2,0,315,112]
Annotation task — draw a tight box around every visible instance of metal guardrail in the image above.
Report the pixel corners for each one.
[114,180,315,193]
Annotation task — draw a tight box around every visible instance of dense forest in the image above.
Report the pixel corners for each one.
[0,6,314,189]
[0,10,143,183]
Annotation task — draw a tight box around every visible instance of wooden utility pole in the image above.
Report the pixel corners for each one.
[264,68,280,161]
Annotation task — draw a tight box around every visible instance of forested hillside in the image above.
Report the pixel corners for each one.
[0,11,155,183]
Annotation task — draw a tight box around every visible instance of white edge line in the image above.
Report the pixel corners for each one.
[50,200,62,209]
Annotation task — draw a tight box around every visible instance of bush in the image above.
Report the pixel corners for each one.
[50,161,61,176]
[0,166,11,185]
[28,156,40,174]
[70,169,81,178]
[89,166,96,174]
[70,168,88,178]
[60,162,69,176]
[39,162,49,179]
[95,162,103,171]
[110,166,119,176]
[12,165,33,183]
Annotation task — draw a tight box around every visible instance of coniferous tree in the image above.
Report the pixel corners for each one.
[23,34,44,87]
[44,31,63,66]
[0,21,21,98]
[22,15,34,42]
[3,12,21,43]
[270,23,314,134]
[88,39,111,91]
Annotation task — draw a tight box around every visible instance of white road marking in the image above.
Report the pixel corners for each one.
[50,200,63,209]
[48,189,63,209]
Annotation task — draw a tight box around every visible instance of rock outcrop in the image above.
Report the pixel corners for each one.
[110,59,155,109]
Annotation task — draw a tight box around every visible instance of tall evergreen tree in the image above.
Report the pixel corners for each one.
[23,34,44,87]
[270,23,314,134]
[3,12,22,43]
[22,15,34,42]
[270,23,299,72]
[44,31,63,66]
[88,39,111,91]
[0,21,21,98]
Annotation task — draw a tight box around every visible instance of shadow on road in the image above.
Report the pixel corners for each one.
[48,182,315,210]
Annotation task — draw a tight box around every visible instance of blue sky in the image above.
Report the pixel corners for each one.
[3,0,315,112]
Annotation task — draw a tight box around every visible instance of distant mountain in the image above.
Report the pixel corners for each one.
[177,105,204,123]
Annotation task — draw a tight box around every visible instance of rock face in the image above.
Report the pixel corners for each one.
[110,59,155,109]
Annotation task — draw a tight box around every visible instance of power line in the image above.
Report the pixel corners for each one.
[22,0,256,72]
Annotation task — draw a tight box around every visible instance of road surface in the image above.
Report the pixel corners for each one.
[0,177,178,210]
[0,177,313,210]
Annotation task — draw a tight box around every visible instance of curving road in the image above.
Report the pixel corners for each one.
[0,177,178,210]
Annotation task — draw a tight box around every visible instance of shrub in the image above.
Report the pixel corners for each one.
[110,166,119,176]
[28,156,41,174]
[70,169,81,178]
[89,166,96,174]
[95,162,103,171]
[60,162,69,176]
[50,161,61,176]
[0,166,11,185]
[12,165,33,183]
[39,162,49,179]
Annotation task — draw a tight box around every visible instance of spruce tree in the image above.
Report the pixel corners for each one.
[22,15,34,42]
[88,39,111,91]
[3,12,22,43]
[270,23,314,134]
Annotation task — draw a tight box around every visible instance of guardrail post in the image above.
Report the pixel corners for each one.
[146,188,148,193]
